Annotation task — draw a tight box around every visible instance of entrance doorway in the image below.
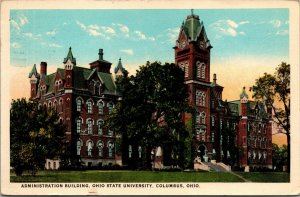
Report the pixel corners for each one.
[198,145,206,162]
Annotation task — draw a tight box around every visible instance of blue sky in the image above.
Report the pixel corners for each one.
[10,9,289,100]
[10,9,289,68]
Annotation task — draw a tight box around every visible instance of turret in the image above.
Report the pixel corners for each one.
[89,49,112,73]
[64,47,76,87]
[240,86,249,117]
[114,58,128,78]
[28,64,40,99]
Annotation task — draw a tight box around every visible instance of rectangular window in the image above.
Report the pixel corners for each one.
[98,103,103,114]
[108,130,113,136]
[77,101,82,112]
[211,132,214,142]
[98,149,102,157]
[108,148,112,157]
[201,132,205,142]
[184,63,189,78]
[211,116,215,126]
[98,123,103,135]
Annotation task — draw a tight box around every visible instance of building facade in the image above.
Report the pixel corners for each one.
[174,12,272,168]
[29,48,127,168]
[28,11,272,170]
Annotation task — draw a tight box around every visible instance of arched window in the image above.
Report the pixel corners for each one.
[108,129,113,137]
[86,140,93,157]
[53,100,57,111]
[97,120,104,135]
[200,63,206,79]
[48,101,52,109]
[252,150,256,159]
[59,98,63,112]
[107,141,114,157]
[196,61,201,78]
[200,112,206,124]
[76,98,82,112]
[97,100,104,115]
[263,151,267,160]
[87,119,93,135]
[195,112,201,124]
[195,90,205,106]
[95,82,101,96]
[184,62,189,78]
[211,116,215,126]
[87,100,93,114]
[107,102,114,114]
[97,140,104,157]
[76,118,82,133]
[89,81,95,94]
[76,140,82,156]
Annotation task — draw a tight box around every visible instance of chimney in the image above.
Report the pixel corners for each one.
[40,62,47,76]
[213,73,217,84]
[98,49,103,60]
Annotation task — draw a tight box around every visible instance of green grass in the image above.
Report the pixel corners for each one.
[11,170,244,182]
[236,172,290,182]
[10,170,290,183]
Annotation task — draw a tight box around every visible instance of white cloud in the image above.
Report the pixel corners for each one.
[270,20,282,28]
[239,21,250,25]
[11,19,20,31]
[120,49,134,55]
[120,25,129,33]
[46,30,56,35]
[23,32,33,37]
[226,20,238,28]
[49,43,63,48]
[11,42,21,48]
[76,20,116,39]
[210,19,247,38]
[19,15,29,26]
[134,31,146,40]
[276,29,289,36]
[148,36,155,41]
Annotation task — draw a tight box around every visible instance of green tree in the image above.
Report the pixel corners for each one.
[272,143,288,171]
[251,62,290,172]
[10,98,65,176]
[106,62,190,169]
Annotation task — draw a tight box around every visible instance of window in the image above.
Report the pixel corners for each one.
[76,98,82,112]
[184,62,189,78]
[200,112,206,124]
[252,150,256,159]
[211,116,215,126]
[87,100,93,114]
[107,102,114,114]
[48,101,52,108]
[97,141,104,157]
[59,98,63,112]
[95,82,101,96]
[220,119,223,129]
[263,137,267,148]
[128,145,132,158]
[211,132,215,142]
[76,140,82,156]
[200,63,206,79]
[195,90,205,106]
[76,118,82,133]
[108,130,113,137]
[138,146,142,158]
[53,101,57,111]
[89,81,95,94]
[196,61,201,78]
[97,120,104,135]
[196,112,201,124]
[108,142,114,157]
[258,137,261,148]
[87,140,93,157]
[263,151,267,160]
[258,151,262,159]
[248,150,251,159]
[97,101,104,115]
[87,119,93,134]
[201,132,205,141]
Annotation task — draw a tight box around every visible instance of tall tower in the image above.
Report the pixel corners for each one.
[174,11,213,161]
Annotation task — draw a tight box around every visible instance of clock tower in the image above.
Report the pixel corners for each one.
[175,11,213,161]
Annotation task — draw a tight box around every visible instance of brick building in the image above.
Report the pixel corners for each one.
[28,11,272,170]
[174,12,272,168]
[28,48,127,169]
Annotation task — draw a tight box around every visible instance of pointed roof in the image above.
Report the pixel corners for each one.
[240,86,249,99]
[179,11,212,48]
[28,64,40,78]
[114,58,128,76]
[63,47,76,65]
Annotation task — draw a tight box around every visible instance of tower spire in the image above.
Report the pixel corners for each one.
[191,9,194,16]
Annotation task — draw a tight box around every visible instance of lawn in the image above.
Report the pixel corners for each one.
[10,170,289,183]
[236,172,290,182]
[10,170,243,182]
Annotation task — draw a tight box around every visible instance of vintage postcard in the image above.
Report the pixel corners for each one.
[1,0,299,195]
